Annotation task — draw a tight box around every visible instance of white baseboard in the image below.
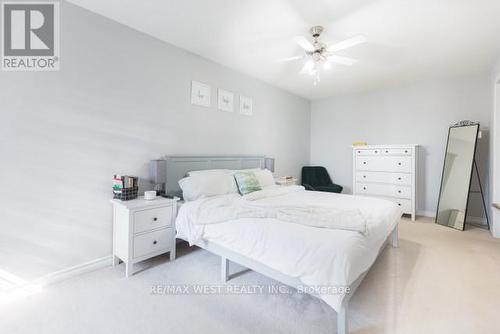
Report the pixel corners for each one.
[417,210,435,218]
[34,255,112,287]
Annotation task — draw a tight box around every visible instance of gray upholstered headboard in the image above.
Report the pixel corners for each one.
[164,156,265,197]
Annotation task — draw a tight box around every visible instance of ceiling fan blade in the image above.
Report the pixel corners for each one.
[276,55,304,63]
[327,35,367,53]
[299,59,315,74]
[328,55,358,66]
[294,36,315,52]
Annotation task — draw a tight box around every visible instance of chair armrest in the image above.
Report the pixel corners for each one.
[330,183,343,193]
[302,183,315,191]
[315,184,343,193]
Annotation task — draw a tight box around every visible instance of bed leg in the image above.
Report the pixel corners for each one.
[221,257,229,282]
[337,301,348,334]
[391,225,399,248]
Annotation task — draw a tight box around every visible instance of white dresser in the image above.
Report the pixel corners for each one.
[353,145,418,220]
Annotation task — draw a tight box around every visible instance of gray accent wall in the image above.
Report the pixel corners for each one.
[0,2,310,280]
[310,73,492,219]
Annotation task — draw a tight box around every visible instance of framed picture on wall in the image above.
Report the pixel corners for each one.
[218,89,234,112]
[239,95,253,116]
[191,81,211,107]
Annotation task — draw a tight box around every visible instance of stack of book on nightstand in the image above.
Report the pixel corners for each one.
[113,175,138,200]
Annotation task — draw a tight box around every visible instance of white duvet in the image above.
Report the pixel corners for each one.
[180,185,367,234]
[176,186,401,311]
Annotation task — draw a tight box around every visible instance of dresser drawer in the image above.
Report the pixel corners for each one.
[133,228,174,259]
[356,171,411,185]
[356,156,412,173]
[380,148,412,156]
[354,148,381,156]
[356,183,412,199]
[134,206,173,233]
[386,198,413,213]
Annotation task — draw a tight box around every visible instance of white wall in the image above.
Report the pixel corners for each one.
[0,2,310,281]
[491,58,500,237]
[311,73,492,219]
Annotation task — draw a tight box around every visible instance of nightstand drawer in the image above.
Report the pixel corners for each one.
[133,228,174,259]
[134,206,172,233]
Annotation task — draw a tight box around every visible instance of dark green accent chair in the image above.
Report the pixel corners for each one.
[301,166,343,193]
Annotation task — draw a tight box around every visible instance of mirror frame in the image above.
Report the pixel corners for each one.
[435,123,480,231]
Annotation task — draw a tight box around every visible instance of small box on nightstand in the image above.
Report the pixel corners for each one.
[110,196,179,277]
[275,176,298,186]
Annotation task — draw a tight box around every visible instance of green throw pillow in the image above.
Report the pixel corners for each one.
[233,171,262,195]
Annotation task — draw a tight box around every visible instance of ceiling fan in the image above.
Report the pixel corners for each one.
[279,26,367,85]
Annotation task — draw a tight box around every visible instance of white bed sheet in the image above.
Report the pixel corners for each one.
[176,188,401,311]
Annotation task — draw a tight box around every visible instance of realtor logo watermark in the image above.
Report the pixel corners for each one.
[1,1,59,71]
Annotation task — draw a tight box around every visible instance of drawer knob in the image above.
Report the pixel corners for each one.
[153,217,158,221]
[357,151,361,153]
[398,203,401,206]
[153,240,157,245]
[398,190,402,193]
[375,150,378,153]
[363,162,367,165]
[405,150,408,153]
[363,175,366,178]
[385,150,389,153]
[363,187,366,190]
[398,177,402,180]
[398,162,402,166]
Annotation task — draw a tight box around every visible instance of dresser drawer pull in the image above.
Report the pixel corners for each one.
[363,162,367,165]
[153,240,157,245]
[363,175,366,178]
[398,203,402,206]
[363,187,367,190]
[153,217,158,221]
[398,177,402,180]
[398,190,402,193]
[385,150,389,153]
[374,150,378,153]
[398,162,402,166]
[404,150,408,153]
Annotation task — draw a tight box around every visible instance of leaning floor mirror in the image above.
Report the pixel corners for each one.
[435,122,480,230]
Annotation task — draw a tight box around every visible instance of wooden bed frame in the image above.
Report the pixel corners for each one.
[165,155,399,334]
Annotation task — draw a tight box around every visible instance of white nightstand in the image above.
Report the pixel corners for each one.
[111,196,178,277]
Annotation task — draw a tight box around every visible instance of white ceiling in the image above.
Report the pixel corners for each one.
[68,0,500,100]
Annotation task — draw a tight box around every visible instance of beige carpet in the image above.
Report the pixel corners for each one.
[1,217,500,334]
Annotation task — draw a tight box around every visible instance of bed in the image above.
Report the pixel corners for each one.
[165,156,401,334]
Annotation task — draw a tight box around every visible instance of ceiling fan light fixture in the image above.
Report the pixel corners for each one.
[309,26,324,38]
[281,26,366,85]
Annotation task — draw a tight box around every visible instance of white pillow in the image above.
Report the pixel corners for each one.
[254,169,275,188]
[178,173,237,201]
